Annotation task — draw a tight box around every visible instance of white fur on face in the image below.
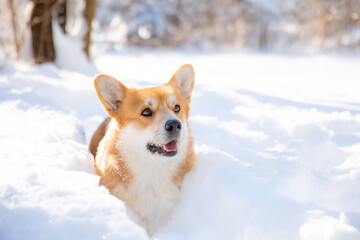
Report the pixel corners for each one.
[145,97,157,108]
[119,94,188,161]
[167,95,176,106]
[162,85,174,94]
[117,109,189,162]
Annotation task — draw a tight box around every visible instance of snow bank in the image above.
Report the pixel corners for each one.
[157,145,304,240]
[0,101,147,240]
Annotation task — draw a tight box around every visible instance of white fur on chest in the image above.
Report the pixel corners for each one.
[115,123,189,233]
[127,157,181,232]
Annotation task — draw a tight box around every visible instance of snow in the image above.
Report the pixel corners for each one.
[299,211,360,240]
[0,101,147,240]
[1,51,360,239]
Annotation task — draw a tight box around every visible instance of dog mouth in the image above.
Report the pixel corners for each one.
[147,140,178,157]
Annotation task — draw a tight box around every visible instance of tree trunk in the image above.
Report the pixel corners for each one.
[30,0,56,64]
[84,0,95,59]
[8,0,20,60]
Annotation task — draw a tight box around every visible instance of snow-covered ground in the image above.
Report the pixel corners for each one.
[1,51,360,240]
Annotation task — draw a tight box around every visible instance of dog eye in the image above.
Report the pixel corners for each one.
[141,108,152,117]
[174,104,180,113]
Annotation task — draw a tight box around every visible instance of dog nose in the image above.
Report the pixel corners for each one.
[165,119,181,133]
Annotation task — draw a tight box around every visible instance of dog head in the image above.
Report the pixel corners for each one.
[94,64,195,159]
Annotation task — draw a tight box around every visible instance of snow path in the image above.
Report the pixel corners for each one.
[1,52,360,239]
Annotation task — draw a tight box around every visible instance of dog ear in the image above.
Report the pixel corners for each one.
[169,64,195,102]
[94,74,128,115]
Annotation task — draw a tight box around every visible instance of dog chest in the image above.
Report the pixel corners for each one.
[126,160,181,231]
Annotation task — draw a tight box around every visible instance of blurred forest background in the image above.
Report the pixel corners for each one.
[0,0,359,64]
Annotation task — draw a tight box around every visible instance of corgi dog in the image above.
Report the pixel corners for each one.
[89,64,196,235]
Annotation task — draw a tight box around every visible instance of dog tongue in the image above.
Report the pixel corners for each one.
[163,140,178,152]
